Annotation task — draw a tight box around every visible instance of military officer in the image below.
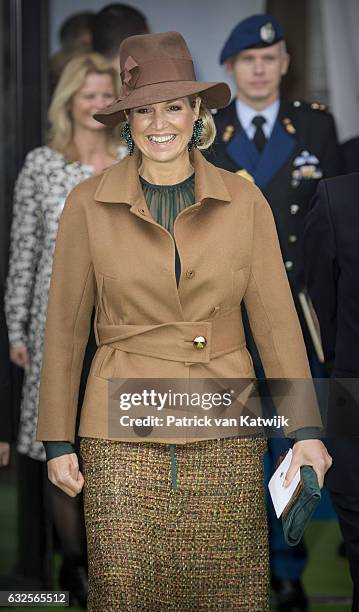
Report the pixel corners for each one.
[206,14,343,612]
[206,14,343,360]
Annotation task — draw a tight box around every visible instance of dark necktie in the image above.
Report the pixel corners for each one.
[252,115,267,153]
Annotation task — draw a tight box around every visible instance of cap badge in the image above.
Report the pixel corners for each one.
[260,22,275,43]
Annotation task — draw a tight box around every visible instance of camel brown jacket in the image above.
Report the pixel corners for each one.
[36,149,321,444]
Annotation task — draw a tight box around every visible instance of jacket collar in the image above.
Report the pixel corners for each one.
[94,147,231,206]
[226,98,292,141]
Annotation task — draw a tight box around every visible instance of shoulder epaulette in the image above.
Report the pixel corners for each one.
[292,100,328,112]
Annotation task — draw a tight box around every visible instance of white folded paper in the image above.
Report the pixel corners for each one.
[268,448,301,518]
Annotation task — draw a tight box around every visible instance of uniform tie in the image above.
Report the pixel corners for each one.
[252,115,267,153]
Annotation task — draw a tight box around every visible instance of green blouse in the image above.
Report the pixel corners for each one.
[44,174,195,461]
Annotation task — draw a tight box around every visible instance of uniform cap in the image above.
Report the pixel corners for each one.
[220,14,284,64]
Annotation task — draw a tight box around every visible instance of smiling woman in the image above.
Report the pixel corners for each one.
[35,31,330,612]
[48,53,123,170]
[129,96,200,183]
[71,72,116,130]
[126,96,216,185]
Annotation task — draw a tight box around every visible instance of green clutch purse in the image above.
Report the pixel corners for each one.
[282,465,321,547]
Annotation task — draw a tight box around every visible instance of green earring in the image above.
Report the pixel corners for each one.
[121,122,134,155]
[188,118,204,151]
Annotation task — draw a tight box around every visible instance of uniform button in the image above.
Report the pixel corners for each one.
[185,269,195,279]
[290,204,300,215]
[288,235,297,243]
[285,260,294,271]
[193,335,207,349]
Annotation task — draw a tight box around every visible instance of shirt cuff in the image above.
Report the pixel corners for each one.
[44,441,75,461]
[294,427,323,441]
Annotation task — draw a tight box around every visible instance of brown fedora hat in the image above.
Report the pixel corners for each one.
[94,31,231,127]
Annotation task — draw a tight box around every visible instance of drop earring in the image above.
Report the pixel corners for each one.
[121,122,134,155]
[188,118,204,151]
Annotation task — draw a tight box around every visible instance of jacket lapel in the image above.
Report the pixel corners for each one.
[94,147,232,208]
[193,149,231,204]
[224,100,297,188]
[93,148,232,325]
[226,129,260,175]
[94,149,144,206]
[254,117,296,188]
[222,100,261,172]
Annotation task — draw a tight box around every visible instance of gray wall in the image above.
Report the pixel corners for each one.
[50,0,265,93]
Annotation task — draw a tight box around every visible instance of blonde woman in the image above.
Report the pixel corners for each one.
[5,53,126,605]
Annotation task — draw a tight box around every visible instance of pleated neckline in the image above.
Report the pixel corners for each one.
[140,174,195,235]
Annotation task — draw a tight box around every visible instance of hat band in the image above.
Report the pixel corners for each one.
[119,57,196,99]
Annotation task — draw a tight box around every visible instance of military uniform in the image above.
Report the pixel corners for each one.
[206,98,343,352]
[208,14,343,609]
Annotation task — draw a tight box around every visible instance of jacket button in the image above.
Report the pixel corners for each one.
[186,269,195,279]
[193,336,207,349]
[290,204,299,215]
[285,260,294,271]
[288,234,297,243]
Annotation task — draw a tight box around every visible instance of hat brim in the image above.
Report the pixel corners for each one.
[94,81,231,127]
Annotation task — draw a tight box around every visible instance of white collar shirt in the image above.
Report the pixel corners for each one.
[235,98,280,140]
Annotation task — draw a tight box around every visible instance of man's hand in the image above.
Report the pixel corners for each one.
[285,439,332,488]
[0,442,10,467]
[47,453,84,497]
[10,344,29,368]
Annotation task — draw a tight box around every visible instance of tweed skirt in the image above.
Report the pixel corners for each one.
[80,437,269,611]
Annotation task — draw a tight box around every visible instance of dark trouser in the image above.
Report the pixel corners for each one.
[330,490,359,611]
[16,453,53,587]
[324,372,359,611]
[326,436,359,612]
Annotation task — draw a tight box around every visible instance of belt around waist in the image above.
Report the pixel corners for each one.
[96,307,245,364]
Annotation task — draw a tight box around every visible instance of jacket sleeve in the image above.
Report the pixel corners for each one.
[243,188,322,432]
[5,150,44,347]
[302,181,338,363]
[36,185,95,443]
[0,295,13,442]
[321,112,343,178]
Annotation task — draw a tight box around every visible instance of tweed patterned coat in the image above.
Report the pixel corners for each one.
[5,146,126,459]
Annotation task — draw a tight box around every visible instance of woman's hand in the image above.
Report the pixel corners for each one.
[10,344,29,368]
[284,439,332,488]
[47,453,84,497]
[0,442,10,467]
